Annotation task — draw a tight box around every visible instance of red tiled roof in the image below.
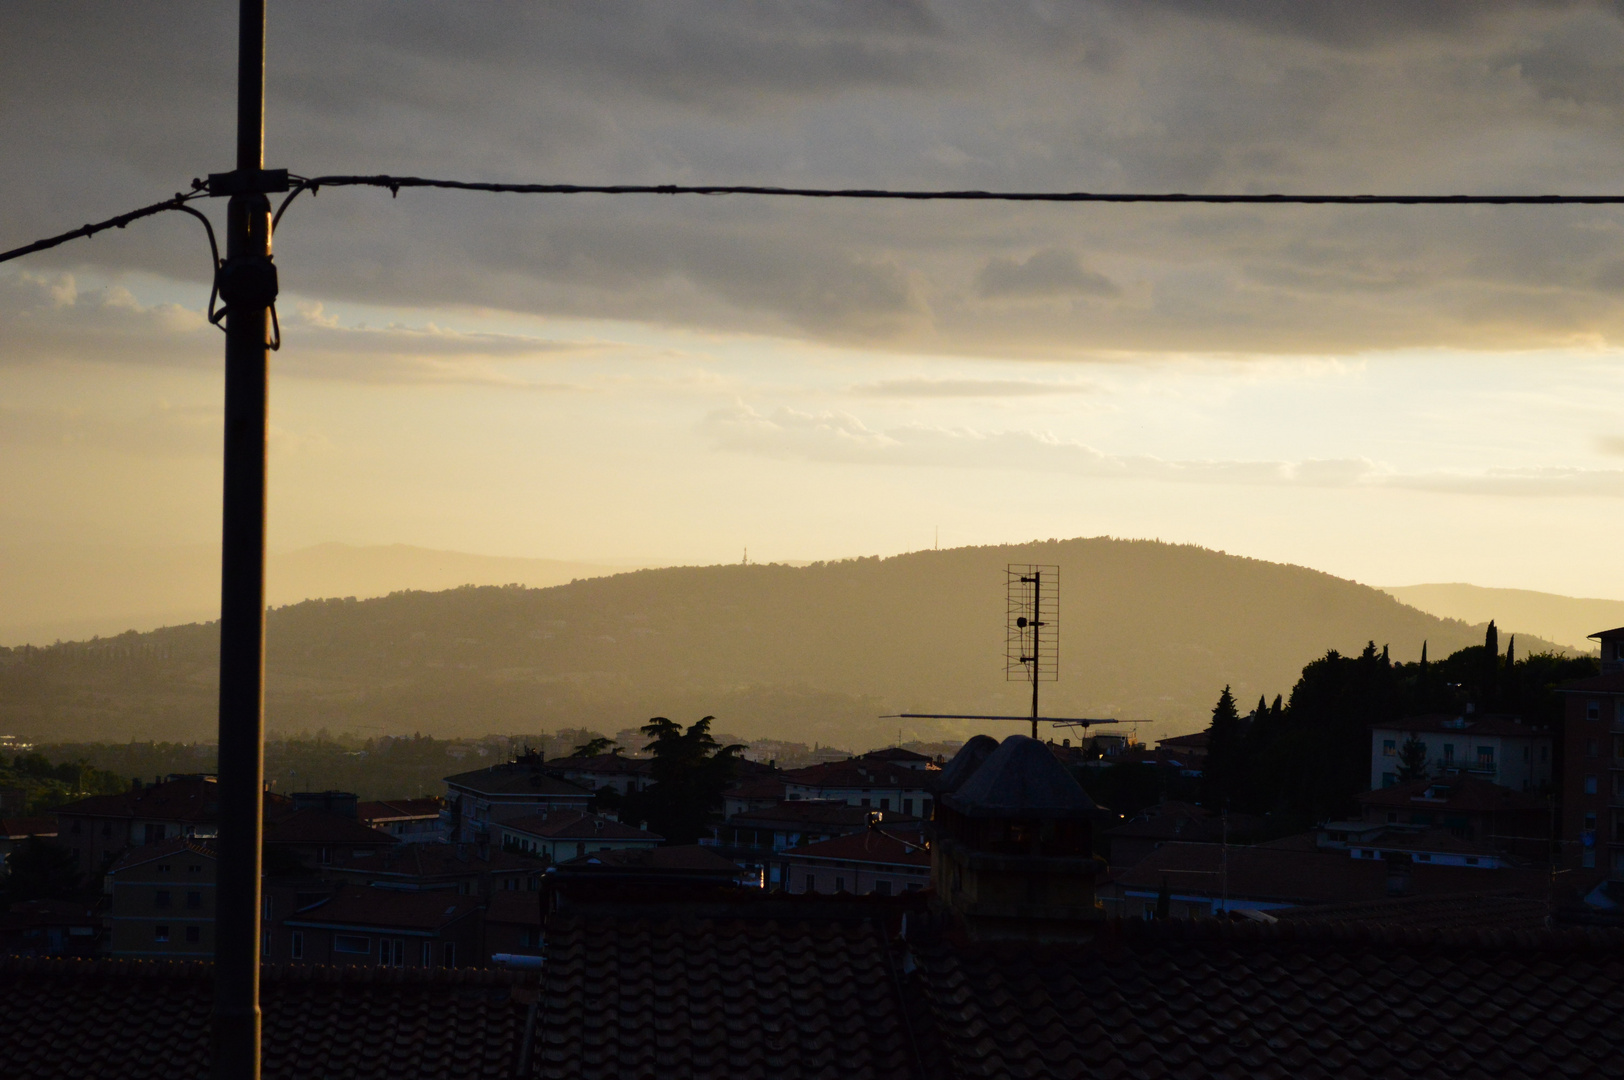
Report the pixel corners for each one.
[782,829,929,867]
[498,811,660,842]
[263,808,396,847]
[54,777,291,824]
[543,753,653,777]
[1272,892,1553,930]
[356,798,442,823]
[906,919,1624,1079]
[107,836,216,875]
[727,800,921,830]
[443,763,593,798]
[0,817,57,839]
[1111,841,1553,905]
[2,958,536,1078]
[1156,731,1210,749]
[1371,713,1545,737]
[556,845,738,874]
[540,914,917,1079]
[781,759,930,789]
[724,776,787,800]
[861,747,933,763]
[483,890,542,928]
[284,884,482,932]
[339,843,537,881]
[1355,774,1546,813]
[1559,672,1624,693]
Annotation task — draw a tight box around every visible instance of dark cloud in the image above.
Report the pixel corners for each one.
[976,248,1119,300]
[9,1,1624,358]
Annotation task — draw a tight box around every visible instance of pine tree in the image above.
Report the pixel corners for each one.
[1202,685,1244,809]
[1483,620,1500,708]
[1397,733,1430,782]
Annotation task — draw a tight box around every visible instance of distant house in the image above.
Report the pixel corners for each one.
[494,811,662,864]
[54,775,291,878]
[318,841,545,897]
[1098,837,1555,919]
[356,798,446,844]
[0,899,102,958]
[1369,713,1552,792]
[262,805,397,872]
[1354,774,1550,860]
[721,775,787,818]
[106,838,216,959]
[541,753,654,797]
[1556,644,1624,880]
[1154,731,1209,765]
[276,884,483,968]
[856,747,935,771]
[443,753,594,843]
[1103,801,1265,868]
[482,889,543,964]
[778,828,929,896]
[712,800,922,884]
[780,752,935,818]
[0,816,59,873]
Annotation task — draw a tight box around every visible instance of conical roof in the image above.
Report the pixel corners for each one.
[943,735,1096,819]
[933,734,999,794]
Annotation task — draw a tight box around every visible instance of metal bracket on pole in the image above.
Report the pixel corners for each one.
[206,168,291,196]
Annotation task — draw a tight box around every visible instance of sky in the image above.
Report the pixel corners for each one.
[9,2,1624,602]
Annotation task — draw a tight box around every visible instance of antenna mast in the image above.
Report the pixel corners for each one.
[1007,564,1058,739]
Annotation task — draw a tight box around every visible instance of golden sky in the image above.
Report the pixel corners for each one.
[8,2,1624,607]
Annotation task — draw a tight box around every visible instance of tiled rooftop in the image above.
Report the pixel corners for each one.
[1356,774,1546,813]
[498,811,660,842]
[781,828,930,867]
[284,884,484,931]
[356,798,443,823]
[1271,892,1554,931]
[1370,712,1544,737]
[2,958,537,1079]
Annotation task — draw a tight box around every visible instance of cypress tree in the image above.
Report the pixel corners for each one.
[1203,685,1244,809]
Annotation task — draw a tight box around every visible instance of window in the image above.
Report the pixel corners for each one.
[187,863,201,873]
[386,939,405,967]
[922,799,933,819]
[185,926,200,944]
[1588,701,1601,721]
[102,822,111,838]
[187,891,202,910]
[879,798,890,811]
[154,890,171,909]
[1443,744,1454,763]
[443,943,456,968]
[421,941,432,967]
[902,799,914,816]
[263,930,271,953]
[157,864,171,874]
[860,798,871,809]
[835,877,846,892]
[1583,850,1597,868]
[1524,745,1531,762]
[1476,746,1495,767]
[1465,857,1479,866]
[290,931,304,960]
[876,880,892,896]
[1382,739,1396,757]
[144,824,164,845]
[154,925,170,943]
[1584,813,1598,834]
[805,874,815,892]
[1586,776,1599,795]
[334,935,370,956]
[71,820,82,835]
[263,897,272,918]
[318,847,332,865]
[1587,739,1600,759]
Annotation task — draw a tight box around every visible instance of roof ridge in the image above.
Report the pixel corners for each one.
[0,955,538,984]
[1102,915,1624,951]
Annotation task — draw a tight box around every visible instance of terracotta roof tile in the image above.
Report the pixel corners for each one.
[1,957,536,1079]
[356,798,443,823]
[263,807,397,847]
[283,884,483,932]
[498,811,660,842]
[782,829,930,867]
[1355,774,1546,813]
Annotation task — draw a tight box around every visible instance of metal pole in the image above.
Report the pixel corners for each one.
[1030,572,1040,739]
[213,2,270,1077]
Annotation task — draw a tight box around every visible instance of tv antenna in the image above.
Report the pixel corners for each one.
[887,563,1127,740]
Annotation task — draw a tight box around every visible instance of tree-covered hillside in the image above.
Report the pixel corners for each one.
[0,538,1565,748]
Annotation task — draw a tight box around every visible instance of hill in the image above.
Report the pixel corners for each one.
[0,538,1567,750]
[0,541,641,645]
[1381,583,1621,653]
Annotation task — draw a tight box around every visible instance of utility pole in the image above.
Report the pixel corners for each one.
[212,2,284,1077]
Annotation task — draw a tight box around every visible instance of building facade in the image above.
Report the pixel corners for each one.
[1558,635,1624,880]
[494,811,661,864]
[107,838,216,959]
[1370,713,1552,792]
[780,753,936,818]
[778,829,929,896]
[444,754,594,844]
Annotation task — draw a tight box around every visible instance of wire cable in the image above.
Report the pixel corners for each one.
[0,185,210,266]
[281,174,1624,207]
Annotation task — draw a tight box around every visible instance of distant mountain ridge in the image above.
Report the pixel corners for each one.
[0,538,1567,750]
[0,541,644,645]
[1382,583,1619,653]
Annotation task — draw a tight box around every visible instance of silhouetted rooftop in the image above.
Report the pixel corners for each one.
[943,734,1096,820]
[932,734,998,794]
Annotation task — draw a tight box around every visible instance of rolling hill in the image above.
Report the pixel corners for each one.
[1382,583,1622,653]
[0,538,1566,750]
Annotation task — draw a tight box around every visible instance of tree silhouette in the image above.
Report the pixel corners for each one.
[1397,733,1430,782]
[568,736,618,759]
[618,716,742,845]
[1201,685,1244,809]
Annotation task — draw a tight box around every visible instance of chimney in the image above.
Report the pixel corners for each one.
[930,734,1106,942]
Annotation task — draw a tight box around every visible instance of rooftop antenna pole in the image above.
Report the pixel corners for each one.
[1028,570,1041,738]
[214,1,279,1077]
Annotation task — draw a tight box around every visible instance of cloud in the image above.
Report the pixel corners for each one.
[11,3,1624,355]
[975,249,1119,300]
[703,401,1624,498]
[851,376,1098,397]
